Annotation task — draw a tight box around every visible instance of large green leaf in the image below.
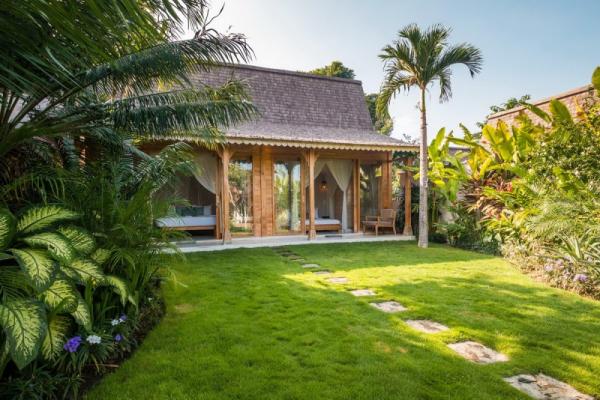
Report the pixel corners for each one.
[16,206,79,235]
[100,275,131,306]
[41,315,70,360]
[549,99,572,124]
[0,300,46,369]
[71,295,91,331]
[11,248,56,291]
[40,279,78,312]
[592,66,600,93]
[57,226,96,255]
[62,258,104,284]
[91,248,112,265]
[23,232,75,264]
[0,208,16,251]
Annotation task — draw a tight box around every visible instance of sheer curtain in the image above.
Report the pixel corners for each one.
[191,153,217,194]
[325,160,353,232]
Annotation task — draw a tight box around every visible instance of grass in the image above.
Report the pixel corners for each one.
[87,242,600,399]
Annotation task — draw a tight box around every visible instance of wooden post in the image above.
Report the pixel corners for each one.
[403,157,413,236]
[307,149,317,240]
[215,154,222,239]
[300,156,306,234]
[220,147,232,243]
[353,159,360,233]
[382,152,393,209]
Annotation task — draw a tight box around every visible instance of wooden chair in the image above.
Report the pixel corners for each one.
[362,209,397,236]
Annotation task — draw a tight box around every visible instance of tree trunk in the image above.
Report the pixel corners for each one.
[418,88,429,248]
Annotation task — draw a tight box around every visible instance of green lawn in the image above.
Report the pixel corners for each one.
[87,242,600,399]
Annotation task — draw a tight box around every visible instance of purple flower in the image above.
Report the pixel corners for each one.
[544,265,554,272]
[574,273,588,283]
[63,336,82,353]
[114,334,123,342]
[119,314,127,322]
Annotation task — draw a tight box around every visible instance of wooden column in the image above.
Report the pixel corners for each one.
[307,149,317,240]
[382,152,393,209]
[220,147,232,243]
[300,157,306,234]
[353,159,360,233]
[215,154,222,239]
[403,157,413,236]
[251,149,262,236]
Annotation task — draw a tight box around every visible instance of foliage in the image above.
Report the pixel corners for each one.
[308,61,356,79]
[365,93,394,135]
[377,23,483,247]
[489,95,531,114]
[0,0,256,188]
[427,67,600,298]
[0,0,257,397]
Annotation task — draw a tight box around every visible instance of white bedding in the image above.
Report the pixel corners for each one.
[305,218,341,226]
[156,215,216,228]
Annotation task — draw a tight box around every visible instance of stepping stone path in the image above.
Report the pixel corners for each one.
[405,320,448,333]
[301,263,320,269]
[370,301,407,313]
[327,277,349,284]
[313,270,332,275]
[448,341,508,364]
[504,374,593,400]
[350,289,376,297]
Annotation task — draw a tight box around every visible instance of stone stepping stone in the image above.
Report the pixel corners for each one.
[405,320,448,333]
[350,289,376,297]
[448,341,508,364]
[327,277,349,284]
[370,301,407,313]
[504,374,593,400]
[301,263,320,269]
[313,270,332,275]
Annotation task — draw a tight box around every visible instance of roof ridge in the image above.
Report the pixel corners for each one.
[219,63,364,85]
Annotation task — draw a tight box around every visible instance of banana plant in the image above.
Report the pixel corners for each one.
[0,205,130,373]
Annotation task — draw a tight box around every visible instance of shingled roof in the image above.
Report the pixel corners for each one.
[189,64,414,151]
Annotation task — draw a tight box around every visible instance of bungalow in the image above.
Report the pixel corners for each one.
[150,64,417,242]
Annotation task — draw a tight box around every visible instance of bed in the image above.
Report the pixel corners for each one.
[304,218,341,233]
[155,215,216,231]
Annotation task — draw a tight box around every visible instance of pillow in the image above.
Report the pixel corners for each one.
[203,205,211,216]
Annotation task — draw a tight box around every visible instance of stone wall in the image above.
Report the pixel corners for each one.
[487,85,596,126]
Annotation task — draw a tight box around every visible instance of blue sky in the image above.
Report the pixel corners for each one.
[204,0,600,142]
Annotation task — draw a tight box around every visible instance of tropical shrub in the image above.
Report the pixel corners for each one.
[0,0,256,397]
[428,67,600,297]
[0,205,128,373]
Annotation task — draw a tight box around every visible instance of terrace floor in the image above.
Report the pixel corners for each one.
[174,232,414,252]
[87,242,600,400]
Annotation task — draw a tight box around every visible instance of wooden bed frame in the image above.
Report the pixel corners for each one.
[305,223,341,233]
[167,225,216,231]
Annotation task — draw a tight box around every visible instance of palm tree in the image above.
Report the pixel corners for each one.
[0,0,257,189]
[376,24,482,248]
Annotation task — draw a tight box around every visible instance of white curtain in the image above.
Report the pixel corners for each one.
[326,160,353,232]
[305,159,327,188]
[192,153,217,194]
